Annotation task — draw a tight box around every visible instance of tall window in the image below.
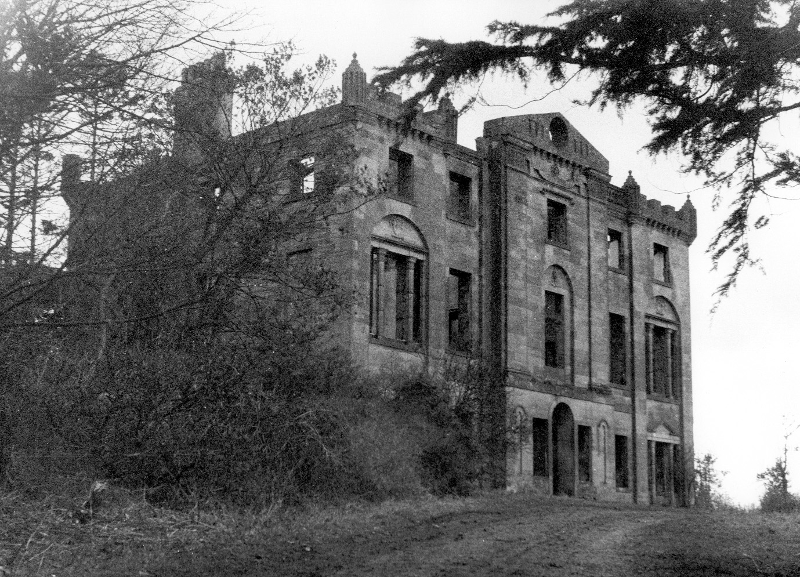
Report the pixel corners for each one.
[447,269,471,352]
[545,291,565,368]
[532,417,549,477]
[448,172,472,222]
[615,435,629,489]
[369,216,426,346]
[653,243,670,283]
[608,229,623,269]
[388,148,413,200]
[547,199,568,245]
[645,322,679,398]
[609,313,627,385]
[578,425,592,483]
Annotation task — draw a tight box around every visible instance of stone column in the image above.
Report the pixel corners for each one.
[419,260,427,345]
[645,323,653,394]
[648,440,656,504]
[666,329,674,399]
[668,444,676,506]
[376,249,386,337]
[406,257,417,343]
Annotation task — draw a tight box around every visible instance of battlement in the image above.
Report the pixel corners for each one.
[342,54,459,143]
[640,193,697,242]
[605,172,696,243]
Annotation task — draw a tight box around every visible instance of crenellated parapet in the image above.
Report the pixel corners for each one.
[606,171,697,244]
[340,53,459,143]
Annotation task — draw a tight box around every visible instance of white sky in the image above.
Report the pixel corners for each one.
[212,0,800,506]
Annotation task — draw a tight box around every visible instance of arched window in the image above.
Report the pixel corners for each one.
[369,215,427,346]
[645,297,681,398]
[544,265,573,380]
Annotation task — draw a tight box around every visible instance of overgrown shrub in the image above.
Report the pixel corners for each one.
[0,321,434,506]
[0,297,501,507]
[759,489,800,513]
[758,458,799,513]
[390,375,482,496]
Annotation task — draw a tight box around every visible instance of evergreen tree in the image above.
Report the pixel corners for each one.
[694,453,726,509]
[375,0,800,302]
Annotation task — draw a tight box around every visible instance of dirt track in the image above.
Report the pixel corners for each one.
[153,494,800,577]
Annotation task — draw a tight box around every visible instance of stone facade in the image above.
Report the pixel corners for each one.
[63,54,697,505]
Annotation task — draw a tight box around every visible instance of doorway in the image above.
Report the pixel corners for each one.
[552,403,575,496]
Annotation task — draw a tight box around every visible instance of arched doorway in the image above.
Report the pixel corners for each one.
[552,403,575,496]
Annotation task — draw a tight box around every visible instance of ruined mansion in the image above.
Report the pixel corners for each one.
[62,54,697,506]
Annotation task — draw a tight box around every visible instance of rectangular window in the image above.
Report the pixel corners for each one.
[447,269,471,352]
[532,418,549,477]
[388,148,413,200]
[607,229,623,269]
[646,323,679,397]
[369,248,423,343]
[615,435,629,489]
[544,291,565,368]
[447,172,472,222]
[578,425,592,483]
[547,199,568,245]
[653,243,670,283]
[290,156,315,195]
[609,313,627,385]
[652,325,669,395]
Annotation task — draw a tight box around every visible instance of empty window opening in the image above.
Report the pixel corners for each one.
[447,269,471,352]
[609,313,627,385]
[545,291,565,368]
[646,323,679,397]
[290,156,315,195]
[300,156,314,193]
[388,148,413,200]
[615,435,629,489]
[448,172,472,222]
[653,243,670,283]
[547,199,568,245]
[578,425,592,483]
[370,248,423,344]
[532,418,549,477]
[608,229,623,269]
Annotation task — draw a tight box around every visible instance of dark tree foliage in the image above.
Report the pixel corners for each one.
[374,0,800,302]
[694,453,726,509]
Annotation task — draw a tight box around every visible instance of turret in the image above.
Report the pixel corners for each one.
[437,95,458,143]
[342,53,367,105]
[622,170,642,213]
[173,52,234,162]
[678,195,697,242]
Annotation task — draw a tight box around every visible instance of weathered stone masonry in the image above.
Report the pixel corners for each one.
[63,54,697,505]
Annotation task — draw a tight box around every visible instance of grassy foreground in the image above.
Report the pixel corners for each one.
[2,485,800,576]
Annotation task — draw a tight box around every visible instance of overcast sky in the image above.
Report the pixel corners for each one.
[212,0,800,506]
